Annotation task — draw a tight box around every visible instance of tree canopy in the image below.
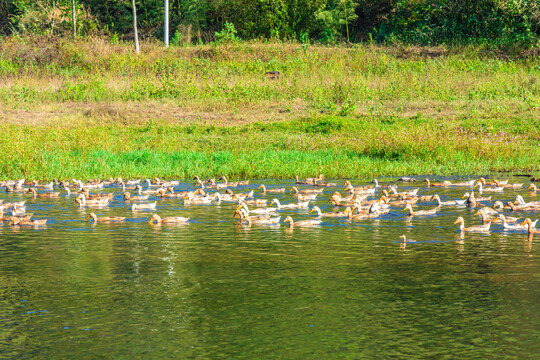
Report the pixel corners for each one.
[1,0,538,47]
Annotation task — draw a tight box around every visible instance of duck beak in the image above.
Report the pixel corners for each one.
[453,219,459,224]
[473,211,480,216]
[309,209,314,214]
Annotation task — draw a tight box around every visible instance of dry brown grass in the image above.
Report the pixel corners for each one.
[0,36,537,128]
[0,100,312,126]
[0,97,534,128]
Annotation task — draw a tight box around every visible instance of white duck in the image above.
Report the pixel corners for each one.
[131,202,157,211]
[237,202,277,215]
[499,215,537,230]
[474,182,504,193]
[431,194,466,206]
[270,199,309,209]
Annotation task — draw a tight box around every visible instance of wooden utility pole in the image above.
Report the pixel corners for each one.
[164,0,169,47]
[71,0,76,36]
[132,0,140,54]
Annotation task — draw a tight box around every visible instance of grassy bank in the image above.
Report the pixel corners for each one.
[0,115,538,179]
[0,37,538,179]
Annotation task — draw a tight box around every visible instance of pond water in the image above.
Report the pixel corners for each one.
[1,177,539,358]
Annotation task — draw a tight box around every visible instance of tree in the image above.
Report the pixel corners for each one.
[341,0,358,41]
[164,0,169,46]
[315,0,358,42]
[132,0,139,53]
[72,0,76,36]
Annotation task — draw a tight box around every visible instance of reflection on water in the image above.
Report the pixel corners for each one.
[1,177,540,358]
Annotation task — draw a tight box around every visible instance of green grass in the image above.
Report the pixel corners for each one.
[1,38,538,121]
[0,115,538,179]
[0,37,538,179]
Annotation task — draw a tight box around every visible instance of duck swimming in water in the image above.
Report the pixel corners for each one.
[454,216,491,232]
[87,213,126,223]
[148,214,189,225]
[283,216,322,228]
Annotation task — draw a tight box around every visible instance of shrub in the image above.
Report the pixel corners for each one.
[214,22,240,44]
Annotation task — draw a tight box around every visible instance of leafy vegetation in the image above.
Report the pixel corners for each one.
[0,113,538,179]
[1,0,538,48]
[0,37,537,179]
[385,0,540,47]
[0,38,537,179]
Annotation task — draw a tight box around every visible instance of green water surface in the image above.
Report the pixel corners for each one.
[0,178,539,359]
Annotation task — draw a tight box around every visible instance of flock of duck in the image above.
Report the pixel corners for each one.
[0,175,539,241]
